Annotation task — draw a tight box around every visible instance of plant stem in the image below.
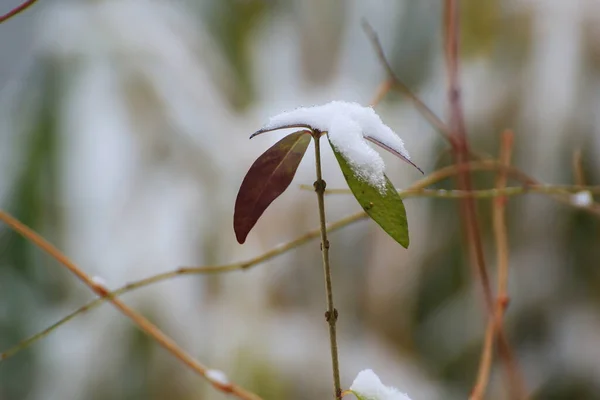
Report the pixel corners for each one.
[313,132,342,399]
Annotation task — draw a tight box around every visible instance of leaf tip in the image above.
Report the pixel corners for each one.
[250,126,313,140]
[249,129,264,139]
[235,233,247,245]
[233,216,248,244]
[400,157,424,175]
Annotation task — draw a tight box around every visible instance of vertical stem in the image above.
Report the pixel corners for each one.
[573,149,586,186]
[471,131,522,400]
[443,2,525,398]
[313,132,342,399]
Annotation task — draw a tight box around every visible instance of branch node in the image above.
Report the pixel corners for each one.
[499,295,510,310]
[314,180,327,192]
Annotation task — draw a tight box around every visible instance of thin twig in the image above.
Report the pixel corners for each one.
[309,185,600,198]
[313,132,342,399]
[444,0,490,307]
[471,311,497,400]
[443,2,525,398]
[0,210,262,400]
[471,131,523,400]
[0,0,37,23]
[573,149,586,186]
[361,19,452,140]
[304,159,600,216]
[370,80,393,107]
[495,130,514,309]
[493,131,526,396]
[5,161,600,361]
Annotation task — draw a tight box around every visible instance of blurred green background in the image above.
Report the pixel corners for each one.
[1,1,600,399]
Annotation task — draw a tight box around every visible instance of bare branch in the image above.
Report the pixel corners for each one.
[443,1,526,396]
[0,0,38,24]
[361,19,452,140]
[471,130,524,400]
[0,210,262,400]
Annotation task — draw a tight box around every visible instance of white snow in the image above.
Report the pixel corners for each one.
[349,369,412,400]
[329,114,387,192]
[259,101,416,192]
[206,369,229,385]
[91,276,108,288]
[571,191,593,207]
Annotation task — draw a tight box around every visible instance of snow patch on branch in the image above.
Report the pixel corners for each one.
[571,190,593,207]
[91,275,108,287]
[206,369,229,385]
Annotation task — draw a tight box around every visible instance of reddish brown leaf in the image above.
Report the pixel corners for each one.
[234,131,312,244]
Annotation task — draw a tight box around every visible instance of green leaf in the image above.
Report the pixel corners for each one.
[234,130,312,244]
[328,137,409,248]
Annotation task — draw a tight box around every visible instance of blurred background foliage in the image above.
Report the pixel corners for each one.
[1,0,600,399]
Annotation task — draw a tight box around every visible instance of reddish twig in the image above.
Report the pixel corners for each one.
[471,131,525,399]
[370,80,393,107]
[361,19,452,139]
[0,0,37,24]
[443,0,492,313]
[442,2,526,398]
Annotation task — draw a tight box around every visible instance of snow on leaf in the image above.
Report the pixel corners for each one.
[347,369,412,400]
[330,140,409,248]
[234,131,311,244]
[256,101,422,188]
[329,114,387,192]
